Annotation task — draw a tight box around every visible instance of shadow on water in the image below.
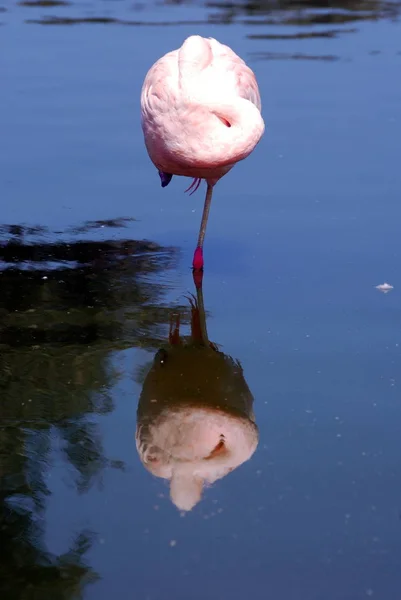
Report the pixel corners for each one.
[136,277,259,512]
[17,0,72,6]
[0,219,189,598]
[204,0,401,24]
[12,0,401,61]
[15,0,401,30]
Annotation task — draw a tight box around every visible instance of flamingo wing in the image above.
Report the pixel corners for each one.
[208,38,262,112]
[141,50,180,187]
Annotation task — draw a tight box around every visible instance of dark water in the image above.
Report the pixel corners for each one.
[2,1,401,598]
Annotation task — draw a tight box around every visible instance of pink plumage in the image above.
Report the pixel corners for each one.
[140,35,265,277]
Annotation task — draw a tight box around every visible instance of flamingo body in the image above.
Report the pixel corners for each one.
[140,35,265,272]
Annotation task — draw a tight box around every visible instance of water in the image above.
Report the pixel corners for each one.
[2,1,401,598]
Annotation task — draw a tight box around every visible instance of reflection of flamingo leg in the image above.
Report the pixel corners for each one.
[195,283,210,347]
[185,285,217,351]
[169,313,181,345]
[186,293,204,345]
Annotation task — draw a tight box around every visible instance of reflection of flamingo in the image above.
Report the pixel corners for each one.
[136,279,258,512]
[141,35,265,277]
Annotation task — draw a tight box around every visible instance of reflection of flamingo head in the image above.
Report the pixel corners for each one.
[136,406,258,511]
[136,291,258,511]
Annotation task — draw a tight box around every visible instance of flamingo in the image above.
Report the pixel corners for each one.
[140,35,265,279]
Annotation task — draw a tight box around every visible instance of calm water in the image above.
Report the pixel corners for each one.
[2,1,401,598]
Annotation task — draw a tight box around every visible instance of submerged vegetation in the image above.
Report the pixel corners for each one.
[0,219,189,598]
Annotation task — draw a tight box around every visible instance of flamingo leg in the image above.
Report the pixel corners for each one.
[192,183,213,279]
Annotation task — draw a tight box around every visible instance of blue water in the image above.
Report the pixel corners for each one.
[2,1,401,599]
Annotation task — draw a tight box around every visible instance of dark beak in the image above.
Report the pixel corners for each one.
[158,171,173,188]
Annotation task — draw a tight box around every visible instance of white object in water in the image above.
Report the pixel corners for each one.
[375,283,394,293]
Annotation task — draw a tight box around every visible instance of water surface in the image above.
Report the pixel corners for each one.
[2,1,401,599]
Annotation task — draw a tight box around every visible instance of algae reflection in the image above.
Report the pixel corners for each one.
[18,0,401,41]
[0,220,187,598]
[136,279,259,512]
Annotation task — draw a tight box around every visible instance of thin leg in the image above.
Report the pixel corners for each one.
[195,283,209,346]
[192,183,213,273]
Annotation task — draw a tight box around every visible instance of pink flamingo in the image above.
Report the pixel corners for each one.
[140,35,265,277]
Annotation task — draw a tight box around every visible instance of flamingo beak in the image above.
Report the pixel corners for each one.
[158,170,173,188]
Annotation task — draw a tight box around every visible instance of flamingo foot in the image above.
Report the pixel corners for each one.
[192,247,204,289]
[185,178,202,196]
[192,246,203,270]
